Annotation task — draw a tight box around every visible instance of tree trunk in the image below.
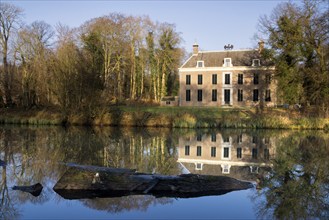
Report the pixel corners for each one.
[2,43,12,106]
[130,44,136,100]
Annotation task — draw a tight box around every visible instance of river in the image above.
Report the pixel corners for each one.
[0,125,328,219]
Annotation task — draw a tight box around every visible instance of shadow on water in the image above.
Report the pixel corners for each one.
[0,125,328,218]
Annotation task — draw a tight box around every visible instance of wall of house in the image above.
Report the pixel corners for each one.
[177,133,276,164]
[179,69,277,107]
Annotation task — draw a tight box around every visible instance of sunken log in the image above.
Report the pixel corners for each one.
[12,183,43,197]
[53,166,253,200]
[66,162,136,173]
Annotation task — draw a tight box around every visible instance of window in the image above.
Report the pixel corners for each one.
[185,145,190,156]
[265,89,271,102]
[198,74,203,85]
[224,58,232,67]
[186,90,191,101]
[237,134,242,143]
[211,133,216,142]
[250,166,259,173]
[197,61,204,68]
[212,89,217,102]
[224,89,230,104]
[225,74,230,84]
[196,163,203,170]
[266,74,271,84]
[252,148,258,159]
[223,147,229,158]
[223,136,230,143]
[211,147,216,157]
[237,147,242,158]
[253,89,259,102]
[166,101,171,105]
[197,89,202,102]
[197,134,202,141]
[197,146,202,156]
[253,73,259,84]
[252,59,260,66]
[212,74,217,85]
[238,74,243,84]
[222,164,230,174]
[252,136,257,144]
[238,89,243,102]
[186,75,191,85]
[264,149,270,160]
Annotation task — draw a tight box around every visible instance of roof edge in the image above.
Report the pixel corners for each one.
[199,49,257,53]
[179,54,197,69]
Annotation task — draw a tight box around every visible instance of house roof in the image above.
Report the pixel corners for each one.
[181,49,271,68]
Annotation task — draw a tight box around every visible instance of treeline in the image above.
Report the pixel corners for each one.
[0,3,184,117]
[259,0,329,115]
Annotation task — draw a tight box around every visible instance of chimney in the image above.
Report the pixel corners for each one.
[258,41,264,53]
[193,43,199,55]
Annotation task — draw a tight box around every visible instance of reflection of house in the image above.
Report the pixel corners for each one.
[177,132,275,181]
[178,42,277,107]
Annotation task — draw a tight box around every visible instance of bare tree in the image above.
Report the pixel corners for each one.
[0,2,23,106]
[15,21,54,107]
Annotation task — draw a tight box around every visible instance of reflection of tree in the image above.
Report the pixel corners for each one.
[102,128,180,175]
[253,133,329,219]
[3,125,327,218]
[0,125,180,216]
[82,195,173,213]
[0,128,20,219]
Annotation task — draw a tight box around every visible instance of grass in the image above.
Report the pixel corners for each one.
[0,106,328,130]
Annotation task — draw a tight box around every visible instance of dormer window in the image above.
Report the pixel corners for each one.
[195,163,203,170]
[223,58,232,67]
[197,61,204,68]
[252,59,260,66]
[221,164,231,174]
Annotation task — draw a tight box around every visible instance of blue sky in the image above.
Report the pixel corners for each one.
[5,0,290,52]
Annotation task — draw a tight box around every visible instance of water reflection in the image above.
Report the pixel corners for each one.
[252,132,329,219]
[0,125,328,218]
[177,130,275,185]
[81,195,173,213]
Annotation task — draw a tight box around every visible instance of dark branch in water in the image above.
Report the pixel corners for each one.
[12,183,43,197]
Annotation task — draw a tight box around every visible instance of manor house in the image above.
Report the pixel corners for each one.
[178,42,277,107]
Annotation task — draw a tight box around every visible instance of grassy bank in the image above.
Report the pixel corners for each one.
[1,106,328,130]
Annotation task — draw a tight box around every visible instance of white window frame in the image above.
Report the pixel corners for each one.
[221,164,231,174]
[222,88,233,105]
[252,59,260,67]
[221,136,232,160]
[196,61,204,68]
[195,163,203,170]
[222,72,232,86]
[250,166,259,174]
[223,58,232,67]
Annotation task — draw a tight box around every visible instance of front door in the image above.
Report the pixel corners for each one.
[224,89,230,104]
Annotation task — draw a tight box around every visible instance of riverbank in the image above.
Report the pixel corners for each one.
[0,106,328,130]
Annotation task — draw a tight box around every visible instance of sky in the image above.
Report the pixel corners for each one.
[4,0,291,52]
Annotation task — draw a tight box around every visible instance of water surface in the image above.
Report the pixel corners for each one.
[0,125,328,219]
